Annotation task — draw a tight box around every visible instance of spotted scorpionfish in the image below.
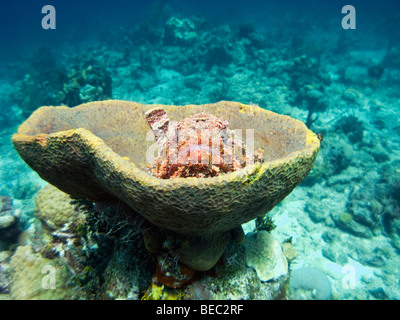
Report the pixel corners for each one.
[145,108,264,179]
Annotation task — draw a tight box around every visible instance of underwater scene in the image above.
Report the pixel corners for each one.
[0,0,399,301]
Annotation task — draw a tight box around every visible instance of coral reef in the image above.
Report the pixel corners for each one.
[334,115,364,144]
[6,184,155,300]
[0,251,12,297]
[12,100,319,276]
[289,267,332,300]
[143,238,291,300]
[244,231,288,282]
[329,159,400,245]
[163,16,201,46]
[2,3,398,299]
[0,196,21,245]
[286,55,330,129]
[34,184,86,234]
[6,183,294,300]
[11,49,112,117]
[9,245,73,300]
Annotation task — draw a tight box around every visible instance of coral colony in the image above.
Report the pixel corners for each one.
[145,108,264,179]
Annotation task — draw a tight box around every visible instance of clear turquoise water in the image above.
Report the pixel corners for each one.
[0,0,399,300]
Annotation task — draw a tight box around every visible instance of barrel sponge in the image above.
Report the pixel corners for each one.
[12,100,320,236]
[12,100,319,272]
[9,245,73,300]
[35,184,85,231]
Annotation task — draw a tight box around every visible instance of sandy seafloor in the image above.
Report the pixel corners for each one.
[0,1,400,300]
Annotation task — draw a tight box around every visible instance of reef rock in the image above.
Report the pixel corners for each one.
[0,196,21,244]
[9,245,73,300]
[244,231,288,282]
[34,184,86,232]
[163,16,199,45]
[12,100,320,273]
[289,267,332,300]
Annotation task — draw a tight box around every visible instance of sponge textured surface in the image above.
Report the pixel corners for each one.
[12,100,320,236]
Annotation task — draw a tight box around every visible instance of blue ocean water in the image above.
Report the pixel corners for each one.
[0,0,399,300]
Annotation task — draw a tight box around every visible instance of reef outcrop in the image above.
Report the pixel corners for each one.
[12,100,320,276]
